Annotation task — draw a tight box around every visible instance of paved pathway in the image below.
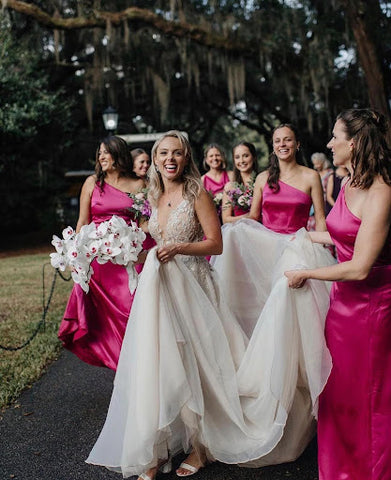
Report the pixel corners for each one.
[0,350,318,480]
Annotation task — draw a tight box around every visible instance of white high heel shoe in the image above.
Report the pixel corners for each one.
[138,457,172,480]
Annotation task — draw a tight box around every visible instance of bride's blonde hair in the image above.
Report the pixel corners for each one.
[148,130,202,207]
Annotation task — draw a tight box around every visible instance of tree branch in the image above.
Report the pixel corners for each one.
[4,0,254,55]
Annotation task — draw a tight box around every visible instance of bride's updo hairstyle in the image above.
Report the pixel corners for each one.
[267,123,304,193]
[148,130,203,207]
[337,108,391,189]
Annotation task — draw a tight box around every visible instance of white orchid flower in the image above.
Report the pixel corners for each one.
[50,252,67,271]
[51,235,65,254]
[62,226,75,241]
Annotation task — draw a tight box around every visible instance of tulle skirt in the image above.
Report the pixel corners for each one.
[212,219,335,466]
[87,222,335,475]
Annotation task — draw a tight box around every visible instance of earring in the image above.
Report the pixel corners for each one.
[155,164,160,173]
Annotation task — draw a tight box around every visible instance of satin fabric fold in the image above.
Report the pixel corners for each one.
[318,186,391,480]
[58,182,154,370]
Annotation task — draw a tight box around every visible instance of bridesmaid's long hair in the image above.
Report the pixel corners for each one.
[95,136,137,188]
[337,109,391,188]
[267,123,304,192]
[148,130,202,207]
[232,141,259,184]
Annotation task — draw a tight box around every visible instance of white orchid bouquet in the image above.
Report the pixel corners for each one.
[50,215,146,294]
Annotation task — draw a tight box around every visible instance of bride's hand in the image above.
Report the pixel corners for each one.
[157,243,180,263]
[284,270,308,288]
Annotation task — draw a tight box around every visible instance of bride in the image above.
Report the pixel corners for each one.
[86,130,333,479]
[86,131,264,478]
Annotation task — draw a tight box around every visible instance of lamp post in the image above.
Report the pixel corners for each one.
[102,106,119,135]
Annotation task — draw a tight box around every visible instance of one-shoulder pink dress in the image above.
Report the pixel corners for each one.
[318,185,391,480]
[58,182,149,371]
[203,170,230,196]
[261,180,312,233]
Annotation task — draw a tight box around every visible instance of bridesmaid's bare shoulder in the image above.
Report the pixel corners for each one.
[82,175,97,193]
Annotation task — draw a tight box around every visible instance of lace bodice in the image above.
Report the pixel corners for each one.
[149,199,204,246]
[148,198,218,302]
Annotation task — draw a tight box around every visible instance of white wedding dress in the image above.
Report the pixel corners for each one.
[212,219,336,466]
[87,202,334,476]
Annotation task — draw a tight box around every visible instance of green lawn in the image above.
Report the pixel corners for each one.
[0,252,72,409]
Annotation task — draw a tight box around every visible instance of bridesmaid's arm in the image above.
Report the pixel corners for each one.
[248,172,266,221]
[308,231,334,245]
[75,175,95,233]
[156,189,222,263]
[310,172,327,231]
[285,182,391,287]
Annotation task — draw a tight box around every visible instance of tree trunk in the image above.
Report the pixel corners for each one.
[340,0,391,133]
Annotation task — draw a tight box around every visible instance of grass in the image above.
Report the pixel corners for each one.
[0,252,73,409]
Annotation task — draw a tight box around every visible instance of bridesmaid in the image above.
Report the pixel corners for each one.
[131,148,151,180]
[58,136,145,371]
[249,124,326,232]
[325,165,348,210]
[222,141,258,224]
[130,148,156,256]
[310,152,333,214]
[213,123,331,468]
[201,144,233,197]
[285,108,391,480]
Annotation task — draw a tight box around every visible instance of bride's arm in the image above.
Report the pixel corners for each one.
[156,189,222,263]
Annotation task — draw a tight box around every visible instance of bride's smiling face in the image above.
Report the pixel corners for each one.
[154,137,187,181]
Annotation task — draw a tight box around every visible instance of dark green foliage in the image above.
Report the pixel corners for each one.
[0,19,75,236]
[1,1,390,241]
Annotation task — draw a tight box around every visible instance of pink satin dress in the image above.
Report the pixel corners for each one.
[203,170,230,195]
[58,182,153,371]
[318,185,391,480]
[262,180,312,233]
[233,206,249,217]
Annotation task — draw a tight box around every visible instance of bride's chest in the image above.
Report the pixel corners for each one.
[149,200,203,245]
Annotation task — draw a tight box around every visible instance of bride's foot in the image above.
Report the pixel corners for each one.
[138,466,158,480]
[176,451,205,477]
[138,457,172,480]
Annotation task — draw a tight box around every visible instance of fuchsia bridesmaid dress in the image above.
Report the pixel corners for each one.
[203,170,230,195]
[261,180,312,233]
[318,185,391,480]
[58,182,152,371]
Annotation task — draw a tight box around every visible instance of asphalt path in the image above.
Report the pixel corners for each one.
[0,350,318,480]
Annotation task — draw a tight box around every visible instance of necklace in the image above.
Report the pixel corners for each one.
[166,188,182,207]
